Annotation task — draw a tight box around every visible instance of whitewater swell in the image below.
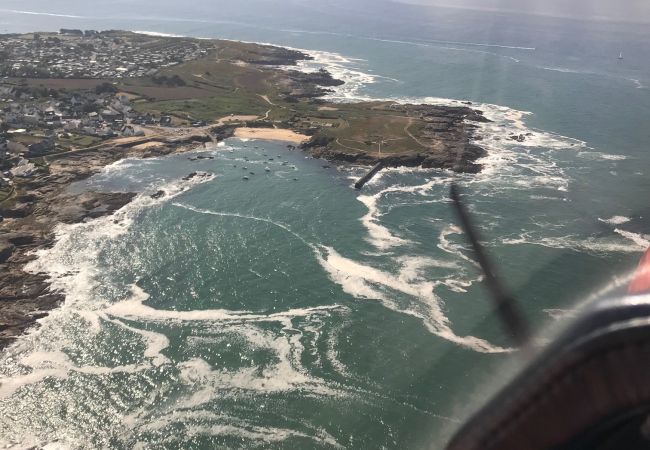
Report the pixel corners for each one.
[173,202,506,353]
[0,174,351,448]
[0,157,507,448]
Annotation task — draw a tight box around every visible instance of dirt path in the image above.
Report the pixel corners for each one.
[335,138,369,153]
[258,94,275,105]
[403,117,430,149]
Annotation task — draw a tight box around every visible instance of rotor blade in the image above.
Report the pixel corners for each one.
[450,182,530,347]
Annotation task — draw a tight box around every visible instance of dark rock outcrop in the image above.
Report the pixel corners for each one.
[300,103,490,173]
[0,242,15,263]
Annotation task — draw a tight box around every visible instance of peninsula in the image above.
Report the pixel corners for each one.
[0,30,492,349]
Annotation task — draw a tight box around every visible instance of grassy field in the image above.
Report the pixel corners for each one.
[267,102,430,155]
[57,134,104,150]
[119,55,278,122]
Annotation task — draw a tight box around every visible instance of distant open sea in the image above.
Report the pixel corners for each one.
[1,2,650,448]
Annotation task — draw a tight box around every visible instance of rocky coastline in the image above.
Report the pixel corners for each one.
[300,103,490,173]
[0,33,494,351]
[0,140,206,350]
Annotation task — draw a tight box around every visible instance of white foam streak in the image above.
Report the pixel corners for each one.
[502,231,648,254]
[356,175,452,250]
[133,30,186,38]
[357,193,409,250]
[365,37,523,63]
[107,284,342,325]
[599,216,631,225]
[1,9,84,18]
[318,247,507,353]
[171,202,311,247]
[174,203,497,350]
[614,229,650,249]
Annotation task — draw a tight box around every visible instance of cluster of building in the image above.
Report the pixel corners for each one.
[0,30,218,189]
[0,84,177,187]
[0,30,211,79]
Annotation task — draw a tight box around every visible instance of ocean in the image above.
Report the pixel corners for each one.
[1,1,649,448]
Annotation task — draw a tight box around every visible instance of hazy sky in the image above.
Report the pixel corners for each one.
[394,0,650,23]
[3,0,650,27]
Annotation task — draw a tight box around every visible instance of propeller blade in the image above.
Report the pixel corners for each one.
[450,182,530,347]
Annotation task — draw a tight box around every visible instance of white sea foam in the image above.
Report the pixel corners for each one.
[355,174,452,250]
[438,225,479,267]
[131,409,344,448]
[1,9,85,18]
[318,247,507,353]
[410,37,535,51]
[577,151,627,161]
[614,229,650,249]
[357,193,410,250]
[172,202,311,247]
[133,30,187,38]
[599,215,631,225]
[181,415,343,448]
[106,284,342,326]
[543,308,578,321]
[629,78,646,89]
[361,37,522,63]
[539,66,594,75]
[279,28,534,51]
[0,172,217,403]
[174,203,503,352]
[501,231,648,254]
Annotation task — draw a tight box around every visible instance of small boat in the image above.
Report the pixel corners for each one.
[249,171,255,175]
[243,166,248,170]
[618,52,624,60]
[242,176,249,180]
[265,166,271,172]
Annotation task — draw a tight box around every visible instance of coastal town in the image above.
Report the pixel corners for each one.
[0,31,224,194]
[0,29,212,79]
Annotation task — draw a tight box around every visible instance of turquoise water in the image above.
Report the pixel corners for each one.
[1,2,650,448]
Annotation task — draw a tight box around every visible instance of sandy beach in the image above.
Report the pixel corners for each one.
[233,127,310,144]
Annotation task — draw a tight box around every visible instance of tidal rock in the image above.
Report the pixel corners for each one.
[1,202,34,218]
[0,242,15,263]
[3,232,36,246]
